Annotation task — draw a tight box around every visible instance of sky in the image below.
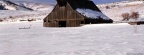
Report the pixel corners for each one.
[10,0,124,4]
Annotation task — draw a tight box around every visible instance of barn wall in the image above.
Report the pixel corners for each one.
[44,2,84,27]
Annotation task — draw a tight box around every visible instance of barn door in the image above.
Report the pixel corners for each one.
[59,21,66,27]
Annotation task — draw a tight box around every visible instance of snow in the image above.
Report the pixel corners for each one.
[94,0,125,4]
[1,0,144,54]
[4,5,16,10]
[97,1,144,21]
[0,10,52,22]
[76,9,110,20]
[0,0,31,11]
[0,21,144,55]
[15,2,54,11]
[0,0,54,22]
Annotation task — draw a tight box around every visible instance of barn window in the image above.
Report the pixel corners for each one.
[44,19,46,22]
[48,20,51,22]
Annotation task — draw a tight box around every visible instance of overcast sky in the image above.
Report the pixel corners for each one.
[10,0,123,4]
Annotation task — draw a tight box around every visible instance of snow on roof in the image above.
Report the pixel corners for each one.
[76,8,111,20]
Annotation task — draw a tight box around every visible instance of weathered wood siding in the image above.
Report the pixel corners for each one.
[44,3,84,27]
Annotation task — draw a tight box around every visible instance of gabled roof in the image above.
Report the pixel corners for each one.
[66,0,101,12]
[76,9,110,20]
[56,0,101,11]
[56,0,111,20]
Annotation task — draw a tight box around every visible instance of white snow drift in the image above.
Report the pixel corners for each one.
[0,22,144,55]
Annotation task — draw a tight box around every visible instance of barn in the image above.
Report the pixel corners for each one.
[43,0,113,27]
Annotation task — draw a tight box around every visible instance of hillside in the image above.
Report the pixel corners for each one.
[97,1,144,21]
[0,0,33,10]
[15,1,54,11]
[0,0,54,22]
[1,0,144,22]
[94,0,143,4]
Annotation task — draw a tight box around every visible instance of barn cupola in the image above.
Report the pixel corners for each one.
[56,0,67,7]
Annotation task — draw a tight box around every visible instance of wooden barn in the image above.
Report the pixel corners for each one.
[43,0,113,27]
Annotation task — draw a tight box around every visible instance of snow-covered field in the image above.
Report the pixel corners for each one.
[0,0,144,55]
[0,21,144,55]
[0,10,52,22]
[98,1,144,21]
[0,10,43,18]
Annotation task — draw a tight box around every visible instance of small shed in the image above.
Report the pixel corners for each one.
[43,0,113,27]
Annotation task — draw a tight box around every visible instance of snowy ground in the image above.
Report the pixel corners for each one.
[97,1,144,21]
[0,21,144,55]
[0,10,44,18]
[0,10,51,22]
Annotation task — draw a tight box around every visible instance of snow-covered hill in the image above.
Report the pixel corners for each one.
[0,0,33,10]
[15,1,54,11]
[0,0,54,11]
[0,0,54,22]
[0,10,50,22]
[1,0,144,22]
[94,0,143,4]
[97,1,144,21]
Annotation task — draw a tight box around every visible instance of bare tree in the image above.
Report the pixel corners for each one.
[121,13,130,21]
[130,12,139,20]
[106,6,110,9]
[0,19,3,22]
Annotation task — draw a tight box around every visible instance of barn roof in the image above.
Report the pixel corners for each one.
[76,9,110,20]
[56,0,101,11]
[56,0,111,20]
[66,0,101,11]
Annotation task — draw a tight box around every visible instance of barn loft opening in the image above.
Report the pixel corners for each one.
[56,0,67,7]
[44,19,46,22]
